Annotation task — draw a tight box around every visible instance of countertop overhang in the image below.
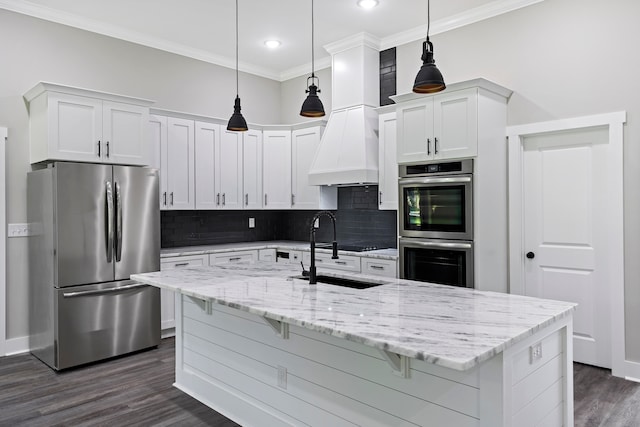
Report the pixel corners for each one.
[132,262,575,371]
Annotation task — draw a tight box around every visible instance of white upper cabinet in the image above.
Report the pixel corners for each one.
[291,125,337,210]
[394,80,512,164]
[24,83,152,166]
[194,121,220,209]
[377,111,398,210]
[218,130,244,210]
[149,114,167,209]
[262,130,292,209]
[165,117,195,210]
[243,129,263,209]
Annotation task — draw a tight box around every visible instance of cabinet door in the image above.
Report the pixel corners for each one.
[396,99,433,164]
[292,127,322,209]
[102,101,149,165]
[243,129,263,209]
[209,250,258,265]
[160,254,208,332]
[263,130,292,209]
[195,121,220,209]
[149,115,168,209]
[433,88,478,159]
[48,92,102,162]
[218,130,243,209]
[362,258,397,278]
[378,112,398,210]
[166,117,195,209]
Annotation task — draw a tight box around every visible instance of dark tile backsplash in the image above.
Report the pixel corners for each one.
[161,186,397,249]
[380,47,397,106]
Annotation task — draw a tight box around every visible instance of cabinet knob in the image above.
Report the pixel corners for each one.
[526,251,535,259]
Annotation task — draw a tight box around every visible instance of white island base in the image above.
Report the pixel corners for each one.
[173,295,573,427]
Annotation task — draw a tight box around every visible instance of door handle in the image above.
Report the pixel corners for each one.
[427,138,431,155]
[334,261,347,265]
[222,193,226,206]
[217,193,220,206]
[379,191,382,205]
[106,141,110,158]
[526,251,535,259]
[264,194,268,206]
[174,262,189,267]
[115,182,122,262]
[291,194,295,206]
[105,181,114,263]
[170,192,174,206]
[63,283,150,298]
[245,193,249,206]
[229,257,241,262]
[163,191,167,206]
[434,137,439,155]
[97,140,101,157]
[370,265,384,270]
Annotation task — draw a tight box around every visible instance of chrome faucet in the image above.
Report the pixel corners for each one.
[309,211,338,284]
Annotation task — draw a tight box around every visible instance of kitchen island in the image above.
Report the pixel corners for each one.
[132,262,575,427]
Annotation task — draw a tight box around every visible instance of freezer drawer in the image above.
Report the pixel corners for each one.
[54,280,160,370]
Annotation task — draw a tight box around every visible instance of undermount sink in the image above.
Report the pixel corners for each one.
[293,275,385,290]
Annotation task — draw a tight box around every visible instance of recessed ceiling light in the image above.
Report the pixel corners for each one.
[264,40,281,49]
[357,0,378,10]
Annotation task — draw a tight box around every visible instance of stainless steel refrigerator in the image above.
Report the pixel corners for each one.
[28,162,160,370]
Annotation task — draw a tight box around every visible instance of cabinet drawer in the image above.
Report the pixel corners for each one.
[259,249,276,262]
[362,258,397,278]
[161,254,208,270]
[209,250,258,265]
[302,252,361,273]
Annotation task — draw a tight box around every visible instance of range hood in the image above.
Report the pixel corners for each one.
[308,34,381,186]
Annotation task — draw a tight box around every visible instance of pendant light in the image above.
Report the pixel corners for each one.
[227,0,248,131]
[412,0,446,94]
[300,0,325,117]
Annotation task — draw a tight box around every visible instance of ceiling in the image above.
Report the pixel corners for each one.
[0,0,541,81]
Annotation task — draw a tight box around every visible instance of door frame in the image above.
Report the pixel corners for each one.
[0,127,7,357]
[507,111,626,377]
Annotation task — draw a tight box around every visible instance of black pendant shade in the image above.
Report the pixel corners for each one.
[413,39,446,94]
[300,0,325,118]
[227,0,248,132]
[227,96,248,131]
[300,77,325,117]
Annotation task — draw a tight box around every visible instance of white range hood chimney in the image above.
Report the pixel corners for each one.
[308,33,381,186]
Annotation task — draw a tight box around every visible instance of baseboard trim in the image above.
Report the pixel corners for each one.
[3,335,29,356]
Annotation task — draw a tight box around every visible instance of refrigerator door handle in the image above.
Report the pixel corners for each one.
[106,181,114,263]
[115,182,123,262]
[62,283,150,298]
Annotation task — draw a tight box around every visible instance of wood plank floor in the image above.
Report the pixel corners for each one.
[1,338,639,426]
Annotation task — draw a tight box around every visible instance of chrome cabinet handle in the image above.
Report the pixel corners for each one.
[163,191,167,206]
[427,138,431,155]
[170,192,174,206]
[106,141,110,158]
[222,193,226,206]
[63,283,150,298]
[105,181,113,263]
[115,182,122,262]
[245,193,249,206]
[434,137,438,155]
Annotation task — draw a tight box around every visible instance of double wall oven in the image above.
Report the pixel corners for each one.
[398,159,474,288]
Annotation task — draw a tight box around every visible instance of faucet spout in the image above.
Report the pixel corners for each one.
[309,211,338,285]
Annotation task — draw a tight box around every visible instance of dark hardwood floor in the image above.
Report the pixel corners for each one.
[1,339,639,426]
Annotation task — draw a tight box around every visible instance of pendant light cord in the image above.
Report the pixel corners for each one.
[311,0,315,78]
[426,0,431,42]
[236,0,240,98]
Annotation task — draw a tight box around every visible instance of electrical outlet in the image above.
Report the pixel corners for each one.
[530,342,543,364]
[248,217,255,228]
[277,365,287,389]
[8,223,35,238]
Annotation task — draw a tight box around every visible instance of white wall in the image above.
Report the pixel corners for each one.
[0,9,281,348]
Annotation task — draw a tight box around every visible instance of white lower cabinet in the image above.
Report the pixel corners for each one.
[209,250,259,265]
[159,254,208,333]
[362,258,397,278]
[302,252,361,273]
[258,249,276,262]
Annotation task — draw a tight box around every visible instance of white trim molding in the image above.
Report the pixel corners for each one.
[0,126,6,357]
[506,111,627,378]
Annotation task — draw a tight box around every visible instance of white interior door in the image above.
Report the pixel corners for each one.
[523,126,611,368]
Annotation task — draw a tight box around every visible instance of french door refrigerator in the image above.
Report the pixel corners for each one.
[28,162,160,370]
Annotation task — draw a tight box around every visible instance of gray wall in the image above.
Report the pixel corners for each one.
[0,9,280,341]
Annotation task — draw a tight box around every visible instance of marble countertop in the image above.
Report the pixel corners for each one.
[132,262,575,371]
[161,241,398,260]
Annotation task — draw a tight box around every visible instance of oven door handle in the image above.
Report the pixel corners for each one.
[399,176,471,185]
[401,240,472,250]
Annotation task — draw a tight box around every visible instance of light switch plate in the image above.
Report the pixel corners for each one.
[530,341,543,364]
[248,217,255,228]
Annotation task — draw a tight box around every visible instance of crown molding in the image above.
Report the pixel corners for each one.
[0,0,544,82]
